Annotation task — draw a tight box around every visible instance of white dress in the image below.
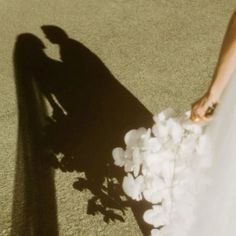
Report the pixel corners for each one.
[112,69,236,236]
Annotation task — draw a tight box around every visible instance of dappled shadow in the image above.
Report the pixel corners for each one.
[12,27,154,235]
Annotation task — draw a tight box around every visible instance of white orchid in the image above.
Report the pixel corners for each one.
[153,107,176,123]
[124,128,147,147]
[132,147,142,177]
[141,136,162,152]
[182,119,203,134]
[161,161,175,186]
[152,123,169,141]
[143,205,170,228]
[112,147,125,167]
[143,186,172,204]
[112,107,212,236]
[166,118,184,144]
[122,173,145,201]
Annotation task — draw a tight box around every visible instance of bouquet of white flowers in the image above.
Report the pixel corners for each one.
[112,107,213,236]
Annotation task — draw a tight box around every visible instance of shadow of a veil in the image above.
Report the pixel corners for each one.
[12,27,154,235]
[12,33,59,235]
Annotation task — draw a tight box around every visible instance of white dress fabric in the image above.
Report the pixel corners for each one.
[112,69,236,236]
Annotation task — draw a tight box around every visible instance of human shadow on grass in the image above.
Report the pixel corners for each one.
[12,26,154,235]
[11,33,59,235]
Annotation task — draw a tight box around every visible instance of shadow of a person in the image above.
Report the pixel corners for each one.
[40,25,154,235]
[41,25,108,119]
[11,33,59,235]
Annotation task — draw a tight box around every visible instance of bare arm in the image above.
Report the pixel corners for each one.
[191,11,236,121]
[209,11,236,100]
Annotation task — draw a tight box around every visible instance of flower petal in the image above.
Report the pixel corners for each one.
[112,147,125,167]
[122,174,144,201]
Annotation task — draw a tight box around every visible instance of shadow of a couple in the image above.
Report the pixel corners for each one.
[13,25,153,235]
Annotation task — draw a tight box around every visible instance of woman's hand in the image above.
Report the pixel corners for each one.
[190,91,218,122]
[190,11,236,122]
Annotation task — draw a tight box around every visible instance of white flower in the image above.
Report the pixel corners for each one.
[124,158,134,172]
[141,128,152,140]
[143,205,170,228]
[124,149,132,160]
[143,189,163,204]
[161,161,175,185]
[142,150,175,176]
[144,175,165,188]
[122,174,144,201]
[167,118,184,144]
[143,176,168,203]
[112,107,213,235]
[123,149,139,173]
[132,148,142,177]
[142,152,162,175]
[124,128,147,147]
[151,123,159,138]
[153,107,176,123]
[141,136,162,152]
[147,150,175,177]
[152,123,169,140]
[112,147,125,167]
[143,186,171,204]
[182,120,203,134]
[158,150,175,162]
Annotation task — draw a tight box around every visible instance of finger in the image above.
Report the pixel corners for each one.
[190,116,196,121]
[193,107,205,119]
[191,106,204,119]
[190,112,201,122]
[190,110,197,120]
